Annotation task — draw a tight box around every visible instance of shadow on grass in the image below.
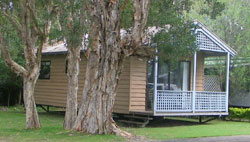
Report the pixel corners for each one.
[117,117,216,128]
[147,118,201,128]
[38,111,65,117]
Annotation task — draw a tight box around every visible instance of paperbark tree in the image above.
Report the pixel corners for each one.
[0,0,53,129]
[55,0,90,130]
[73,0,150,136]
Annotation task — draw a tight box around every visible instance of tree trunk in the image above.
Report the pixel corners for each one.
[64,47,81,130]
[74,51,126,134]
[73,0,129,135]
[23,78,41,129]
[73,0,149,137]
[7,89,11,107]
[18,88,22,105]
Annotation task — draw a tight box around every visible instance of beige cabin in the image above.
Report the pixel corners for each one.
[35,54,147,114]
[34,21,236,116]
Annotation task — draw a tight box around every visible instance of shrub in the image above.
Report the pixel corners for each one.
[229,107,250,120]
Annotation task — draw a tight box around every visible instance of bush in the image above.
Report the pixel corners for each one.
[229,107,250,120]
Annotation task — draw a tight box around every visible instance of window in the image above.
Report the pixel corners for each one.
[146,60,190,91]
[158,61,190,91]
[65,59,68,74]
[39,61,51,79]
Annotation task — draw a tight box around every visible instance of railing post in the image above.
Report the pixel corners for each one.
[192,52,197,113]
[153,49,158,115]
[225,53,230,112]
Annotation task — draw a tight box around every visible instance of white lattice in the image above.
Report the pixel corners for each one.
[195,92,226,112]
[196,32,224,52]
[154,90,227,113]
[155,91,192,112]
[204,75,222,91]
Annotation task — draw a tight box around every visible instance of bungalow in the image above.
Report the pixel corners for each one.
[34,21,236,117]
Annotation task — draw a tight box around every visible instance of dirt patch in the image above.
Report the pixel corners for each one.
[25,138,49,141]
[126,135,154,142]
[0,107,8,111]
[0,137,11,142]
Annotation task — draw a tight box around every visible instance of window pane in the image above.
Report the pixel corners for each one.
[146,60,190,91]
[157,61,169,90]
[39,61,51,79]
[181,62,190,91]
[170,66,182,91]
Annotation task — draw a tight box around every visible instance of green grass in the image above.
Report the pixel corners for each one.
[0,108,123,142]
[124,117,250,140]
[2,107,250,141]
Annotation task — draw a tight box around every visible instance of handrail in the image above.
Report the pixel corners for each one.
[157,90,193,93]
[154,90,227,113]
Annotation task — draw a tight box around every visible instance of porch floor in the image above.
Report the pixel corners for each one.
[129,110,228,117]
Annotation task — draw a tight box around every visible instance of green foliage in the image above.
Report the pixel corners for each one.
[0,0,55,106]
[188,0,250,56]
[199,0,225,19]
[0,14,24,106]
[148,0,225,64]
[120,0,133,29]
[187,0,250,96]
[231,59,250,93]
[51,0,90,47]
[120,0,200,63]
[148,0,198,65]
[229,107,250,120]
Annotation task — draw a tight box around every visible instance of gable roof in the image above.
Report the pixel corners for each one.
[194,20,237,56]
[42,21,237,56]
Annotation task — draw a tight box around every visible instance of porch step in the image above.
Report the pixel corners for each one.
[118,120,149,127]
[116,114,153,127]
[123,115,153,120]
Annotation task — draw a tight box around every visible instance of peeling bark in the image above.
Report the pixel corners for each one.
[23,78,41,129]
[73,0,127,135]
[73,0,150,136]
[64,46,81,130]
[61,0,89,130]
[0,0,53,129]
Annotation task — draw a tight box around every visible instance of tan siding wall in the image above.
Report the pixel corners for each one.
[113,59,130,114]
[190,52,204,91]
[129,57,147,111]
[34,54,130,114]
[35,54,86,107]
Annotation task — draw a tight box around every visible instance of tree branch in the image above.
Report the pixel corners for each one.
[121,0,150,56]
[1,10,23,36]
[132,0,150,45]
[35,20,51,66]
[0,31,28,77]
[27,3,43,36]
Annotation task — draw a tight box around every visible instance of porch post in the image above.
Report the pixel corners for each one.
[153,49,158,115]
[192,51,197,113]
[225,52,230,113]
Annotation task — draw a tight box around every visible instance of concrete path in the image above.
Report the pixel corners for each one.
[160,135,250,142]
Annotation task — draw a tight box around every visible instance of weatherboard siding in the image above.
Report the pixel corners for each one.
[129,57,147,111]
[190,51,205,91]
[34,54,130,114]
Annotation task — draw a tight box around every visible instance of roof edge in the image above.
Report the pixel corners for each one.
[194,20,237,56]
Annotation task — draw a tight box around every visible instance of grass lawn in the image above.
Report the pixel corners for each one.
[2,107,250,141]
[125,117,250,140]
[0,107,123,142]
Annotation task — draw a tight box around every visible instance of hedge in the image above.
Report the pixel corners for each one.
[229,107,250,120]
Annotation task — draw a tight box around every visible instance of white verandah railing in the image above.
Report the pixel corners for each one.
[154,90,227,113]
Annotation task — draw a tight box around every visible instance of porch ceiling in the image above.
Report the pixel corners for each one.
[201,51,227,57]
